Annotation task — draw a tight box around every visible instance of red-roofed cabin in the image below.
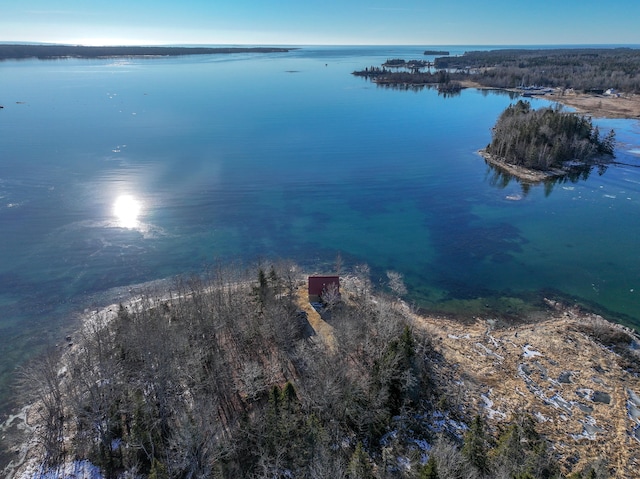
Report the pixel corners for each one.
[308,275,340,303]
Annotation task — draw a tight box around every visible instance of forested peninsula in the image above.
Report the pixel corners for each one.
[355,48,640,94]
[0,44,294,60]
[353,47,640,118]
[433,48,640,93]
[4,263,640,479]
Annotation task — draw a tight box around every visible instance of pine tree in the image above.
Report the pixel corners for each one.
[420,455,439,479]
[348,442,374,479]
[462,415,489,476]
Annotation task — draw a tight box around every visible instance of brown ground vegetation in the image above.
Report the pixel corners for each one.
[411,301,640,478]
[545,91,640,119]
[460,80,640,119]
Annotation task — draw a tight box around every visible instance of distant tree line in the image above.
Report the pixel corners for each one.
[353,67,461,92]
[383,58,408,67]
[434,48,640,93]
[355,48,640,93]
[0,44,293,61]
[485,100,615,170]
[382,58,432,69]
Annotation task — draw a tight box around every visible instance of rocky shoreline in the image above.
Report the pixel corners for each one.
[478,148,570,183]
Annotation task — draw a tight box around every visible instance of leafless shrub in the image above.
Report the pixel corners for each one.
[16,348,66,468]
[386,270,408,297]
[430,436,479,479]
[322,282,342,310]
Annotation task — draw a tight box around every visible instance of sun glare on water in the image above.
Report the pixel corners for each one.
[113,195,142,228]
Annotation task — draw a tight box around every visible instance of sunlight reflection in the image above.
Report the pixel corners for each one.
[113,194,142,228]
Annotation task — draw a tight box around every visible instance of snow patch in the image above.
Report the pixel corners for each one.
[396,456,411,471]
[627,389,640,423]
[486,334,501,349]
[522,344,542,358]
[413,438,431,452]
[448,333,470,340]
[17,460,103,479]
[576,388,594,400]
[534,411,550,422]
[428,410,468,438]
[481,392,506,420]
[474,342,504,361]
[571,416,605,441]
[549,394,573,414]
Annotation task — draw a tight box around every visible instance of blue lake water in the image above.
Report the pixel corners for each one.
[1,45,640,414]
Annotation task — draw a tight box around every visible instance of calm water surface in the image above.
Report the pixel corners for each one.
[1,45,640,414]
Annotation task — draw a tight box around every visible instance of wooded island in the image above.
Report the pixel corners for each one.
[481,100,616,182]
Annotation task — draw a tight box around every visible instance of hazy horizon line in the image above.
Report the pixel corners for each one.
[2,40,640,48]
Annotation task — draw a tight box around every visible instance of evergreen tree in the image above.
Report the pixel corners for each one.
[462,415,490,476]
[347,442,374,479]
[420,455,439,479]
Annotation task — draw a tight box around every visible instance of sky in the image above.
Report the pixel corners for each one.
[2,0,639,46]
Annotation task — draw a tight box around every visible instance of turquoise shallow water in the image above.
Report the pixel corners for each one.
[1,46,640,414]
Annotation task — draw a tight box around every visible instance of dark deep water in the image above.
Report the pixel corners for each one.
[1,45,640,416]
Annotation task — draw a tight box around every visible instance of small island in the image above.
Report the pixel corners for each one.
[480,100,616,182]
[423,49,449,55]
[353,61,462,94]
[382,58,432,69]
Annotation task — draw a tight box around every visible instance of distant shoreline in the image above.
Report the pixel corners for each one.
[538,89,640,119]
[460,80,640,119]
[0,44,295,60]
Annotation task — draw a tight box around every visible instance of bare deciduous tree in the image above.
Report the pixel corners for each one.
[17,348,66,468]
[386,270,407,297]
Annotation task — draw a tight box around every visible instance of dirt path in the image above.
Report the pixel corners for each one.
[296,286,335,350]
